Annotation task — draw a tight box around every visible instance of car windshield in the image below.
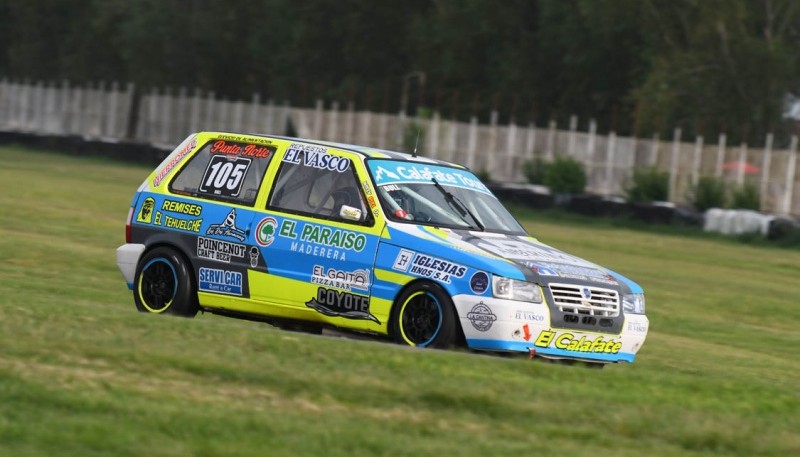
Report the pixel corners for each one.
[367,159,527,235]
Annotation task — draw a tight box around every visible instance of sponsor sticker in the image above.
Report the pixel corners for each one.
[467,303,497,332]
[514,310,546,322]
[161,199,202,216]
[305,287,379,323]
[392,249,415,272]
[206,209,246,242]
[198,267,242,296]
[136,197,155,223]
[153,135,196,187]
[283,143,350,172]
[256,217,278,246]
[249,246,260,268]
[368,160,491,195]
[196,237,246,263]
[535,330,622,354]
[209,140,274,158]
[627,321,648,334]
[311,265,370,292]
[470,271,489,294]
[154,211,202,233]
[406,253,467,284]
[279,220,368,262]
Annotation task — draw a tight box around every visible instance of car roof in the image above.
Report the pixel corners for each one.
[206,131,466,170]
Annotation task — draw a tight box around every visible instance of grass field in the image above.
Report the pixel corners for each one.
[0,145,798,457]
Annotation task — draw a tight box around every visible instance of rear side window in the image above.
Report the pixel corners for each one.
[170,139,276,206]
[268,143,370,224]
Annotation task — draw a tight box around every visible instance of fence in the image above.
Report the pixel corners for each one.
[0,78,797,216]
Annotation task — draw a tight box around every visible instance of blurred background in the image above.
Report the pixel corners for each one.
[2,0,800,214]
[3,0,800,141]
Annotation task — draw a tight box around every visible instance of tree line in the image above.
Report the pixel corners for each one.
[1,0,798,145]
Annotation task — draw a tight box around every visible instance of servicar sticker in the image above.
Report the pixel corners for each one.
[198,267,243,296]
[305,287,379,323]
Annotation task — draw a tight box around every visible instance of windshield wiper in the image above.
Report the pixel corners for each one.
[431,178,485,231]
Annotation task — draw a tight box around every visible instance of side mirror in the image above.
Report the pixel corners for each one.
[339,205,363,222]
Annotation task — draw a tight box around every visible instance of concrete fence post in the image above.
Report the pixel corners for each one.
[263,99,275,134]
[159,86,173,144]
[32,81,46,132]
[327,101,339,141]
[648,133,659,167]
[123,82,136,140]
[587,119,597,191]
[445,119,458,163]
[488,110,498,175]
[105,81,120,138]
[605,131,617,197]
[524,122,536,163]
[175,86,188,139]
[736,143,747,186]
[232,98,245,133]
[359,110,373,147]
[760,133,773,210]
[43,81,58,133]
[70,85,84,135]
[189,88,202,133]
[377,112,388,149]
[545,120,556,160]
[691,135,703,186]
[466,116,478,170]
[203,91,216,132]
[782,136,797,215]
[345,101,355,144]
[568,114,577,157]
[505,121,517,180]
[715,133,727,178]
[669,128,682,202]
[249,93,261,134]
[312,99,323,138]
[427,111,441,159]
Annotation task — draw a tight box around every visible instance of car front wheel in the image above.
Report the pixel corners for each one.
[133,246,198,317]
[391,282,457,349]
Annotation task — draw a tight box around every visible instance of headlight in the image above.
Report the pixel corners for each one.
[492,276,542,303]
[623,293,646,314]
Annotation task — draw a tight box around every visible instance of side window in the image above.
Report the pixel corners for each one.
[268,143,369,223]
[170,140,276,206]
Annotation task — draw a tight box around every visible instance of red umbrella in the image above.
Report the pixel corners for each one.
[722,160,760,175]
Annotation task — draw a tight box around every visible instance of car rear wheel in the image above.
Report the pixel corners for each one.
[391,282,457,349]
[134,246,198,317]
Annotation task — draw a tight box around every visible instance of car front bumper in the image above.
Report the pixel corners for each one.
[453,295,648,363]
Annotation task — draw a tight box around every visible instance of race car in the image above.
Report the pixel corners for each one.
[116,131,649,364]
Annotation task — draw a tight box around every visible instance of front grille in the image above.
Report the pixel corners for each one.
[549,283,620,317]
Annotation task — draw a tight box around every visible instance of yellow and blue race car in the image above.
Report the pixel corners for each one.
[116,132,649,364]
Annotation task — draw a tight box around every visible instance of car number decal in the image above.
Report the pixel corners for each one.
[199,155,252,197]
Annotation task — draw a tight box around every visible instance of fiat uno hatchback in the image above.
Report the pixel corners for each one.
[116,132,649,364]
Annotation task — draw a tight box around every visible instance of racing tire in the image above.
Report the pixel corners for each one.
[391,282,457,349]
[133,246,198,317]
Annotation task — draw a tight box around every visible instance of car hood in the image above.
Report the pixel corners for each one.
[384,223,634,291]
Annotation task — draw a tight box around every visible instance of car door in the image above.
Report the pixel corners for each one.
[247,141,386,329]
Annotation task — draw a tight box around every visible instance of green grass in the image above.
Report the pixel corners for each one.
[1,145,798,456]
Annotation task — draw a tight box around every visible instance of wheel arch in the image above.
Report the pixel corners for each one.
[388,278,465,345]
[140,238,198,291]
